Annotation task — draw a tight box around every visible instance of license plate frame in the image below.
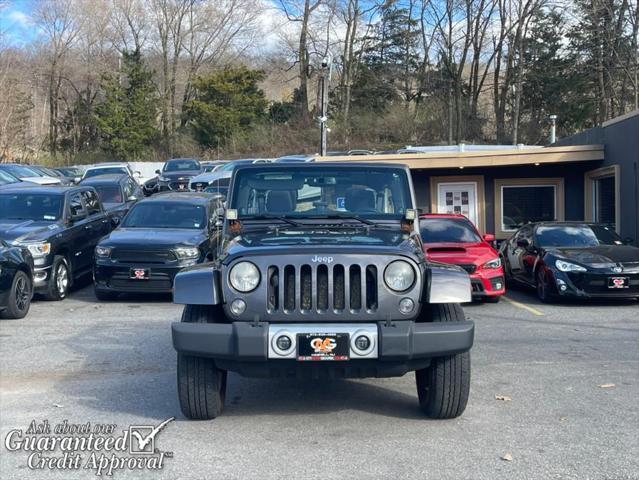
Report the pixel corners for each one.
[297,333,350,361]
[608,276,629,289]
[130,268,150,280]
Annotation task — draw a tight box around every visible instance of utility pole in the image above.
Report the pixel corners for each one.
[318,57,331,156]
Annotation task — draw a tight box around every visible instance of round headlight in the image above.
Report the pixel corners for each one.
[384,260,415,292]
[229,261,260,292]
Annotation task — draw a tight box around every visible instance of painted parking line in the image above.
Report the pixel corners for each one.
[502,296,545,316]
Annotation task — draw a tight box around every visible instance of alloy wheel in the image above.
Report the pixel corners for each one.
[56,263,69,296]
[14,275,30,312]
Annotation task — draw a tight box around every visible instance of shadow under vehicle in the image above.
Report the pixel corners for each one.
[171,162,475,420]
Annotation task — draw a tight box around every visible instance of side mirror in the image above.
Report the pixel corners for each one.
[483,233,496,242]
[155,169,161,175]
[111,216,121,227]
[134,171,141,177]
[68,213,85,224]
[516,238,530,248]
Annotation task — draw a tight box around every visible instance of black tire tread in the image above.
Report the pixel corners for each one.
[416,303,471,419]
[177,305,226,420]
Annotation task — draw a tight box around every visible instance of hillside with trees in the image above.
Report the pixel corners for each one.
[0,0,637,164]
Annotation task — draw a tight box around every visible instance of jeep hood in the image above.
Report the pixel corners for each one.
[222,229,423,260]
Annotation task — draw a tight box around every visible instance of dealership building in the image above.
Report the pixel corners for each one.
[321,109,639,243]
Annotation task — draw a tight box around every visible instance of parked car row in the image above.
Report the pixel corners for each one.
[2,157,637,321]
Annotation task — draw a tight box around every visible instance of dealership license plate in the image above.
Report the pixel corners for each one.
[130,268,149,280]
[608,276,629,289]
[297,333,349,361]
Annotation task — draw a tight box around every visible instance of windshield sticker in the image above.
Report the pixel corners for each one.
[336,197,345,209]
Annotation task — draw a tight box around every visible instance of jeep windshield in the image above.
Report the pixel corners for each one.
[230,166,412,221]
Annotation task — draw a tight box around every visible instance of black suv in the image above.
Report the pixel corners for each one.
[0,185,114,300]
[171,163,475,420]
[154,158,202,193]
[80,174,143,221]
[93,193,221,299]
[0,239,34,319]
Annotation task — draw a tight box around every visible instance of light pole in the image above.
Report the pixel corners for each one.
[318,57,331,156]
[549,114,557,144]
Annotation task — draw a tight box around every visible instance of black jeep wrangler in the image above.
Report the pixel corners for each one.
[171,163,474,419]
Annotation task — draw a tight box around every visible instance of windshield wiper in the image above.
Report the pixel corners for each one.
[311,214,376,226]
[246,214,303,227]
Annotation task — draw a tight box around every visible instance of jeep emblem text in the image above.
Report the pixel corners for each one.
[311,255,334,263]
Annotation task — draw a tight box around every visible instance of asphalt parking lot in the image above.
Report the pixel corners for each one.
[1,283,638,480]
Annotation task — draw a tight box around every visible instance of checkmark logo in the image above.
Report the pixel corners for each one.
[128,417,175,454]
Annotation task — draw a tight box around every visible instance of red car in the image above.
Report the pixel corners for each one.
[419,214,506,302]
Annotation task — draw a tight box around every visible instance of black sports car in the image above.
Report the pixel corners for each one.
[0,239,34,319]
[93,192,219,299]
[500,222,639,302]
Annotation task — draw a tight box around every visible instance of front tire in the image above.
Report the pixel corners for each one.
[2,271,32,319]
[43,255,70,301]
[177,305,227,420]
[536,268,554,303]
[415,303,471,419]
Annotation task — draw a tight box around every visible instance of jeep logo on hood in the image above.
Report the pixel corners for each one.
[311,255,334,263]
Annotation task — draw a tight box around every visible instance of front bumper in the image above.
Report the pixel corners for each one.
[172,320,474,378]
[94,263,185,293]
[470,270,505,298]
[550,269,639,299]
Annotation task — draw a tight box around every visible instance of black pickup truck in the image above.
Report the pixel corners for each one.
[0,185,115,300]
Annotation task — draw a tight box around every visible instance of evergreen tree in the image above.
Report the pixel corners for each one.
[95,50,158,161]
[183,67,268,148]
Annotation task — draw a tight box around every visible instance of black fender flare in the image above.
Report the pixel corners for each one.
[173,264,223,305]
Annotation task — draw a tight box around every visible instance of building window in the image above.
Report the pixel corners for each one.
[585,166,619,232]
[494,178,564,239]
[501,185,556,231]
[594,176,615,224]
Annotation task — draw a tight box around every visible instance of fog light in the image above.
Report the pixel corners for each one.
[495,282,503,290]
[230,299,246,315]
[276,335,292,351]
[399,298,414,314]
[354,335,370,351]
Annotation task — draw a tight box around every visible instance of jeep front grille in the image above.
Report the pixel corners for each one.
[266,263,378,313]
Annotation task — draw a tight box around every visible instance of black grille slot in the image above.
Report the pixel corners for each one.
[459,264,477,274]
[267,266,279,310]
[349,265,362,310]
[334,264,345,310]
[300,265,312,310]
[366,265,378,310]
[284,265,295,310]
[317,265,329,311]
[111,249,175,264]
